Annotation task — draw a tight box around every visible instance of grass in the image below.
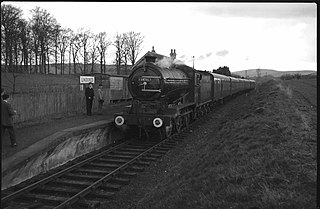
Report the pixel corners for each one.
[132,79,316,209]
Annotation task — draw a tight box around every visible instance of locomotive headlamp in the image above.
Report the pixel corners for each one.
[115,116,125,126]
[153,118,163,128]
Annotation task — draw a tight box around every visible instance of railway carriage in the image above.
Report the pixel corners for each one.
[114,55,255,139]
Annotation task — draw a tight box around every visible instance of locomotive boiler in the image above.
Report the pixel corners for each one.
[128,55,191,103]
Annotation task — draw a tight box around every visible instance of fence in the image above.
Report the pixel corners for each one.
[10,84,86,124]
[9,78,132,125]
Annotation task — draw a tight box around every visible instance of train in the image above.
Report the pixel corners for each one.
[114,54,256,138]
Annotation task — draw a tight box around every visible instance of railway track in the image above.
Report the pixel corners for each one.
[1,131,189,209]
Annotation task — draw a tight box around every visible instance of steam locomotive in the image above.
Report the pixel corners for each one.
[114,54,255,138]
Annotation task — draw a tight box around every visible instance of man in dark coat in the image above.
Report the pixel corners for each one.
[85,82,95,116]
[1,94,17,147]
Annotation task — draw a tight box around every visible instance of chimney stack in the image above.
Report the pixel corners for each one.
[170,49,176,60]
[151,46,155,53]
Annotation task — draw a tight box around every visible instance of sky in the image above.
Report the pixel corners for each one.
[3,2,317,72]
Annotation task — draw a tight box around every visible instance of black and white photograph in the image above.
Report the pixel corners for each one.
[1,2,317,209]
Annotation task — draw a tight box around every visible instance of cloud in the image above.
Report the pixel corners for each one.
[197,55,205,60]
[194,3,316,19]
[216,50,229,57]
[178,54,188,59]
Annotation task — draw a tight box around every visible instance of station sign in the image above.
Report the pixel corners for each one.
[80,76,95,84]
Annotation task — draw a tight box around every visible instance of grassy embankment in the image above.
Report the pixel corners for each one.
[133,78,317,209]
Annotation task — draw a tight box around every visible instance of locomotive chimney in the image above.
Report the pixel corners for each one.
[151,46,155,53]
[145,55,156,63]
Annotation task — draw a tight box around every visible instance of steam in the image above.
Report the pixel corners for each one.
[216,50,229,57]
[156,57,185,68]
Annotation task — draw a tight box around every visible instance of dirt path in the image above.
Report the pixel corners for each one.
[102,79,316,209]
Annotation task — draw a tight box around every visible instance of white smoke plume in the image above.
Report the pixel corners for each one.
[156,57,185,68]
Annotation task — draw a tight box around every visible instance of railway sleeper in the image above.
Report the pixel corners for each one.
[148,153,162,158]
[88,162,123,168]
[107,154,134,160]
[153,149,168,154]
[157,145,172,150]
[116,171,137,178]
[30,185,79,197]
[112,151,140,156]
[139,156,158,162]
[107,177,130,185]
[96,158,128,164]
[64,173,102,181]
[98,182,122,192]
[77,168,112,175]
[51,178,93,188]
[117,147,146,152]
[127,165,144,172]
[133,160,151,166]
[18,193,68,206]
[128,141,156,146]
[84,190,115,200]
[159,144,175,149]
[164,141,179,146]
[125,144,152,149]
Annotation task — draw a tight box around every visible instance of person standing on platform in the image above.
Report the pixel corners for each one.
[1,94,17,147]
[85,82,95,116]
[97,84,104,115]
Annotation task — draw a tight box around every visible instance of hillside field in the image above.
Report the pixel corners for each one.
[233,69,316,78]
[103,78,317,209]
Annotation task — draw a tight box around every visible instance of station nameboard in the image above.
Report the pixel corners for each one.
[110,77,123,90]
[80,76,95,84]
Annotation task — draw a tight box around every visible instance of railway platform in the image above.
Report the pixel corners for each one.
[1,101,130,190]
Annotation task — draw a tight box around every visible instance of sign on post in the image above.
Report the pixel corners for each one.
[80,76,95,84]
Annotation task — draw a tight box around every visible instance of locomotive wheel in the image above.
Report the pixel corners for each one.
[175,116,183,133]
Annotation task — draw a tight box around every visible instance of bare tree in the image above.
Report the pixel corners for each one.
[124,31,144,66]
[57,28,69,75]
[97,32,111,74]
[70,31,82,74]
[17,19,30,73]
[78,28,91,74]
[52,24,61,74]
[88,33,99,74]
[1,4,23,73]
[30,7,58,74]
[114,33,126,75]
[122,33,130,75]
